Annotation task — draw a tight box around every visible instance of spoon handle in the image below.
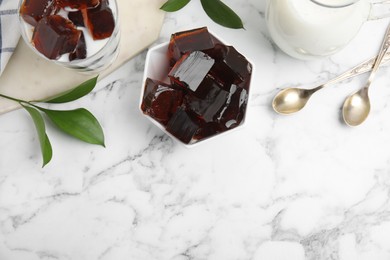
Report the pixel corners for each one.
[365,23,390,87]
[323,47,390,88]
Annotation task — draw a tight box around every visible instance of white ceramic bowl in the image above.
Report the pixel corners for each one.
[140,31,254,147]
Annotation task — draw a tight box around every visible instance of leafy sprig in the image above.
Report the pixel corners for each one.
[160,0,244,29]
[0,76,104,167]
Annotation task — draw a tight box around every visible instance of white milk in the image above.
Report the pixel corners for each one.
[266,0,370,59]
[57,27,109,63]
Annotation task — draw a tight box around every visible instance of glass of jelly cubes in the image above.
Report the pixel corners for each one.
[18,0,120,73]
[140,27,254,146]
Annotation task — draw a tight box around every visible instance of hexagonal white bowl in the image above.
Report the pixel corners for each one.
[139,31,254,148]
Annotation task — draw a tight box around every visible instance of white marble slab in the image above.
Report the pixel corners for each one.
[0,0,165,114]
[1,0,390,260]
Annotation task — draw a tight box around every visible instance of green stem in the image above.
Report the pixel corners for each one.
[0,93,43,109]
[0,93,25,104]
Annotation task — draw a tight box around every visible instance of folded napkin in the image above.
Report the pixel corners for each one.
[0,0,20,77]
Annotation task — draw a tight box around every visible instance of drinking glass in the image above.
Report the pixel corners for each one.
[18,0,120,73]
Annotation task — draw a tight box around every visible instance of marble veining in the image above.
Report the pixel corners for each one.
[2,0,390,259]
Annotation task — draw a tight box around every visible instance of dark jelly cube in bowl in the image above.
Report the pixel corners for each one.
[205,44,253,89]
[32,15,81,59]
[82,0,115,40]
[217,85,249,130]
[194,122,221,141]
[166,108,200,144]
[68,11,84,27]
[184,82,229,123]
[191,74,224,99]
[220,45,252,82]
[168,27,215,67]
[20,0,58,26]
[203,43,228,61]
[69,31,87,61]
[168,51,215,92]
[141,78,184,125]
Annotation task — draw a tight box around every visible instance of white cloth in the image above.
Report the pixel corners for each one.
[0,0,20,77]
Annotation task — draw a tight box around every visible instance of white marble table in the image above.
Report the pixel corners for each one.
[1,1,390,259]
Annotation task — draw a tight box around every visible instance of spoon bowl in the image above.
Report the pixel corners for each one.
[272,87,318,114]
[342,88,371,126]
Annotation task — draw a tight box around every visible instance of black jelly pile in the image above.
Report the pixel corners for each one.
[141,27,253,144]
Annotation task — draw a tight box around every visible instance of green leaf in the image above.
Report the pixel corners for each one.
[45,76,99,104]
[160,0,191,12]
[200,0,244,29]
[39,108,105,146]
[22,105,53,167]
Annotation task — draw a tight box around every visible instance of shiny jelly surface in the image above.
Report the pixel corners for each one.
[68,11,84,27]
[168,51,215,92]
[141,27,253,145]
[141,79,184,125]
[20,0,58,26]
[82,0,115,40]
[166,108,200,144]
[69,31,87,61]
[168,27,214,67]
[32,15,81,59]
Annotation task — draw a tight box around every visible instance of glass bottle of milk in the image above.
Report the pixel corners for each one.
[266,0,389,60]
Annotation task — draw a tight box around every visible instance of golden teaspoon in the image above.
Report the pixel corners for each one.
[342,23,390,126]
[272,51,390,115]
